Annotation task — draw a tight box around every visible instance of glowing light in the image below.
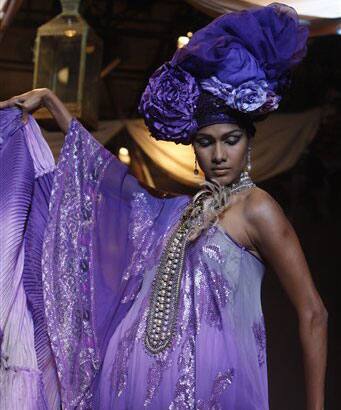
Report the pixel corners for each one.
[118,147,131,165]
[64,29,77,38]
[187,32,193,38]
[86,45,95,53]
[177,36,190,49]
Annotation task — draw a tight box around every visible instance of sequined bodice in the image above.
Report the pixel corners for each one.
[144,180,260,355]
[189,222,265,321]
[141,219,266,357]
[106,219,268,408]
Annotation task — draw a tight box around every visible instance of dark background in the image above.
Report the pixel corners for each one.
[0,1,340,408]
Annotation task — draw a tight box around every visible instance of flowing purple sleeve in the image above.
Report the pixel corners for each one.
[41,118,189,408]
[0,108,59,408]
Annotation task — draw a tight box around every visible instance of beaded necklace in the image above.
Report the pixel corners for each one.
[144,171,255,354]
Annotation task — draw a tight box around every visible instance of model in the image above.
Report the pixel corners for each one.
[0,4,327,410]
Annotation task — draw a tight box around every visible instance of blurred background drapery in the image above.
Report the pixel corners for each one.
[185,0,341,37]
[40,107,322,186]
[185,0,341,19]
[125,108,323,184]
[0,1,340,409]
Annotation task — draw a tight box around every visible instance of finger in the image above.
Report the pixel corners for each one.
[15,102,29,124]
[22,109,29,124]
[0,96,24,109]
[0,98,17,109]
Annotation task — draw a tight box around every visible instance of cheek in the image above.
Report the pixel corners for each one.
[194,148,211,168]
[227,145,248,166]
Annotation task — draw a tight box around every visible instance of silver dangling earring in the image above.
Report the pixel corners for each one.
[245,145,252,175]
[194,157,199,175]
[236,145,253,187]
[247,145,252,173]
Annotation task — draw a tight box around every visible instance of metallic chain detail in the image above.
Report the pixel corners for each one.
[145,174,255,354]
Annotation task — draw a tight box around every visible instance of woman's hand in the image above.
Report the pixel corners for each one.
[0,88,49,116]
[0,88,72,133]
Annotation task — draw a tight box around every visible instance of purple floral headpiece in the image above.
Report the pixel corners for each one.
[139,3,308,145]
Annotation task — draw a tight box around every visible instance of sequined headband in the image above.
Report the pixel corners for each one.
[194,91,256,137]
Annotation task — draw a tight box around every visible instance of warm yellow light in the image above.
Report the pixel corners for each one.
[187,32,193,38]
[118,147,131,165]
[177,36,190,49]
[64,29,77,38]
[119,147,129,156]
[86,45,95,54]
[57,67,69,84]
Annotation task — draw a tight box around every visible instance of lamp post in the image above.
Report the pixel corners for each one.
[33,0,103,128]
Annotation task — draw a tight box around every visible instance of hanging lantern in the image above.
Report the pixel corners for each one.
[33,0,103,129]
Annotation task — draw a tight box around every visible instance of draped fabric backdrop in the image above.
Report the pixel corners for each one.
[41,107,322,187]
[185,0,341,19]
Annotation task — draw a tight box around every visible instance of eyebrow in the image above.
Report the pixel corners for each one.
[195,129,243,139]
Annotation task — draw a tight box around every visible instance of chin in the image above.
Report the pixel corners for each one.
[208,174,234,186]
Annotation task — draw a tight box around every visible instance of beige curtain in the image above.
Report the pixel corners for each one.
[126,119,205,185]
[250,108,322,181]
[41,119,124,161]
[127,108,322,185]
[41,107,322,187]
[185,0,341,19]
[0,0,7,18]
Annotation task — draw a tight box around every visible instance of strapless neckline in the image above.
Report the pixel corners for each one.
[212,222,264,265]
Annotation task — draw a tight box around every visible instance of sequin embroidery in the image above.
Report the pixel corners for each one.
[197,369,235,410]
[168,334,196,409]
[121,192,161,303]
[202,244,225,264]
[252,315,267,367]
[112,296,149,398]
[42,119,111,408]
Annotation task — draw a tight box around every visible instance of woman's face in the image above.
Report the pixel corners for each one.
[192,123,249,186]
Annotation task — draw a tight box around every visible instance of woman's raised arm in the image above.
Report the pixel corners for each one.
[0,88,72,133]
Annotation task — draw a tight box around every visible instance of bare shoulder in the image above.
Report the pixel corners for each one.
[242,187,287,229]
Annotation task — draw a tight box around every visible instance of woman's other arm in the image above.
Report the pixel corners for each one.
[246,188,328,410]
[0,88,72,133]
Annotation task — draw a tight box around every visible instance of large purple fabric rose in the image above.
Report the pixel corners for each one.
[138,63,200,144]
[172,3,308,92]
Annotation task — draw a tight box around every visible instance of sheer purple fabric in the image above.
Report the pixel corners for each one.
[98,222,267,409]
[172,3,308,91]
[0,108,59,408]
[42,118,268,409]
[41,118,188,408]
[1,109,268,409]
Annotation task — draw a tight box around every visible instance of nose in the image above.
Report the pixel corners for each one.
[212,142,226,164]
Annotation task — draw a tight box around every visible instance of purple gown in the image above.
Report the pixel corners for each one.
[0,109,268,409]
[98,212,268,409]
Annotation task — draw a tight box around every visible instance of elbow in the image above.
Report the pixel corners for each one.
[314,306,328,328]
[300,303,328,328]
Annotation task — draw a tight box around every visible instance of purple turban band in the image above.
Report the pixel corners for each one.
[139,3,309,144]
[195,91,256,137]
